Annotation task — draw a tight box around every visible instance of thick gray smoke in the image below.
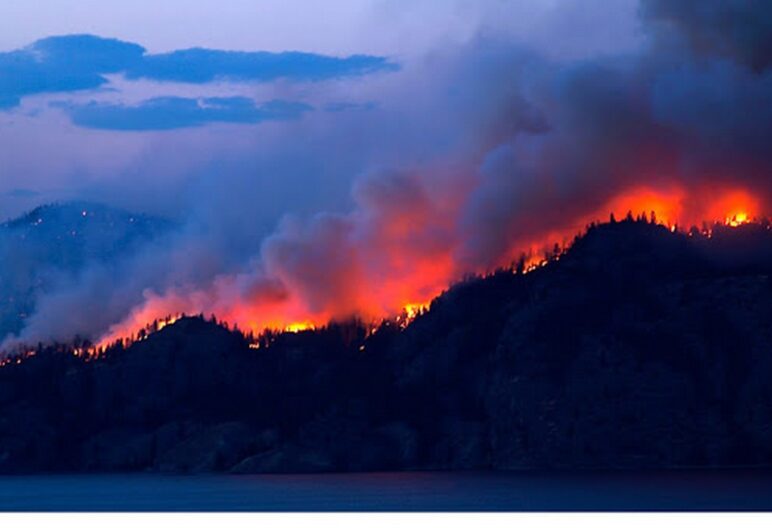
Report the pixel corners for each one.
[4,0,772,348]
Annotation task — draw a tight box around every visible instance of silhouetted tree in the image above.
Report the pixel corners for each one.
[515,254,526,275]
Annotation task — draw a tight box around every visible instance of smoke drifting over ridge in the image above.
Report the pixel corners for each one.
[5,0,772,347]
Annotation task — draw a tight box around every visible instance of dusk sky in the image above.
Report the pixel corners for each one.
[0,0,643,220]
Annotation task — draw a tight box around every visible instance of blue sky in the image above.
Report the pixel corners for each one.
[0,0,643,57]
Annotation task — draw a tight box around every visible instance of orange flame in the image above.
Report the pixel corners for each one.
[283,321,315,333]
[601,186,760,230]
[80,183,767,353]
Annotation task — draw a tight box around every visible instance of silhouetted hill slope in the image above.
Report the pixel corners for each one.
[0,219,771,473]
[0,202,173,339]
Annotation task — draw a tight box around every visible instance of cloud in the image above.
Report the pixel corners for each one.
[0,34,398,110]
[125,48,398,83]
[0,95,21,109]
[0,35,143,108]
[56,96,313,131]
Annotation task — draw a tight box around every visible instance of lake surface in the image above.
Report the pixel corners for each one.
[1,470,771,511]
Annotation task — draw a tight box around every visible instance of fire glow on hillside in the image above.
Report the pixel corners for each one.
[0,181,764,364]
[81,184,765,355]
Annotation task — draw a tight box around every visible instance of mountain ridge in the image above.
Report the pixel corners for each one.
[0,218,771,473]
[0,201,173,341]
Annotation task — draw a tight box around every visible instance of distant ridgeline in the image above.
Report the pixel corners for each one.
[0,218,771,473]
[0,202,173,340]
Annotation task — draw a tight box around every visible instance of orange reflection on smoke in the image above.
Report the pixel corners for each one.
[605,186,686,226]
[89,183,766,354]
[600,185,760,230]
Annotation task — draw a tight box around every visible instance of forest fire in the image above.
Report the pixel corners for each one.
[0,350,35,367]
[0,183,767,363]
[81,185,765,354]
[396,302,431,329]
[283,322,315,333]
[726,213,749,227]
[92,314,183,352]
[595,186,760,233]
[155,316,182,332]
[403,302,430,320]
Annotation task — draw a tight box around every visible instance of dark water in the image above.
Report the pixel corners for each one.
[1,470,772,511]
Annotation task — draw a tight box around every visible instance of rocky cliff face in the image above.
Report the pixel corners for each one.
[0,220,771,473]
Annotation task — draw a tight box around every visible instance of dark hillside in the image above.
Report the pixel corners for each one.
[0,219,771,473]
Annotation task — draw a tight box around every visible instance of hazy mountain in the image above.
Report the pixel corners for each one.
[0,218,771,473]
[0,202,173,340]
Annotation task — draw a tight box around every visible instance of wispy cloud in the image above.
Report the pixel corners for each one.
[126,48,398,84]
[55,96,313,131]
[0,34,399,110]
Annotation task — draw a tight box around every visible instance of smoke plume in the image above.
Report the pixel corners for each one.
[5,0,772,347]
